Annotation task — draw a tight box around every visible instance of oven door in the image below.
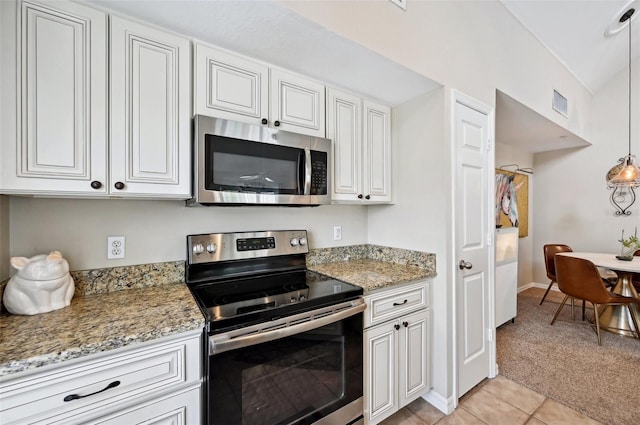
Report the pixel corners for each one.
[206,302,364,425]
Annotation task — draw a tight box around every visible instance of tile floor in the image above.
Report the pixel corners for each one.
[379,375,602,425]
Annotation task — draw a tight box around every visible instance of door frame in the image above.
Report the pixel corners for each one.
[449,89,497,403]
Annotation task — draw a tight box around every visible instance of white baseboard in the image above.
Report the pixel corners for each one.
[518,281,557,293]
[422,390,456,415]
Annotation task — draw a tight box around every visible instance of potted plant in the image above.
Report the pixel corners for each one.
[617,227,640,260]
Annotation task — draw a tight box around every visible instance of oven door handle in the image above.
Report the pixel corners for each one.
[209,299,366,355]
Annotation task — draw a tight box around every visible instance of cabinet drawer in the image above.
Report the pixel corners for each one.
[0,333,201,425]
[91,385,201,425]
[364,281,428,328]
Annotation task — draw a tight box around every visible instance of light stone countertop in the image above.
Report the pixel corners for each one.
[0,283,204,377]
[308,259,435,293]
[0,246,435,378]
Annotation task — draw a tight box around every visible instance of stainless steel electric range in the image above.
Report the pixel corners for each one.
[185,230,365,425]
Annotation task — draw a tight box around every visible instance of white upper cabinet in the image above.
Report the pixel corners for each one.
[194,43,325,137]
[194,43,268,124]
[110,16,191,198]
[327,88,362,201]
[270,68,325,137]
[0,1,191,199]
[327,88,391,204]
[363,100,392,203]
[0,0,108,195]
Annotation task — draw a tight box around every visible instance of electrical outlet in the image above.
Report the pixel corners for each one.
[333,226,342,241]
[107,236,125,259]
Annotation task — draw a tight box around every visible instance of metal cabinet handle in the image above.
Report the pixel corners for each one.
[90,181,102,190]
[459,260,473,270]
[365,195,371,200]
[64,381,120,402]
[403,321,409,327]
[393,299,408,306]
[357,194,363,199]
[274,120,281,127]
[114,181,125,190]
[394,324,400,330]
[261,118,268,125]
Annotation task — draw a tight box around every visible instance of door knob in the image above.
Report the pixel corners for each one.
[458,260,473,270]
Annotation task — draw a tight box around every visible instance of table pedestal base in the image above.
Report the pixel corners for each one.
[597,272,640,337]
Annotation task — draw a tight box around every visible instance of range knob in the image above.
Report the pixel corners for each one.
[206,243,217,254]
[299,294,306,301]
[290,238,299,246]
[192,243,204,255]
[290,297,297,303]
[298,237,307,246]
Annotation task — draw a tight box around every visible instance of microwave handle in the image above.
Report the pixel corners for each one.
[303,148,312,195]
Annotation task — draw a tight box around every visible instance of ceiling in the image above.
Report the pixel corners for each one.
[501,0,640,94]
[496,91,591,153]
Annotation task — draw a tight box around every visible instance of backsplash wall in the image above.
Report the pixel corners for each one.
[7,197,368,272]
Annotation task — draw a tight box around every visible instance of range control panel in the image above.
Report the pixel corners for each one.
[187,230,308,265]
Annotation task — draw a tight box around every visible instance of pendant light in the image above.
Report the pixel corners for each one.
[607,7,640,216]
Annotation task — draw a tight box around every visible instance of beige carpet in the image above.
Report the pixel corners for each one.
[496,288,640,425]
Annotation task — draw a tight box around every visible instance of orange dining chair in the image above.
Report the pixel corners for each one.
[540,244,573,305]
[633,249,640,292]
[551,255,640,345]
[541,244,617,310]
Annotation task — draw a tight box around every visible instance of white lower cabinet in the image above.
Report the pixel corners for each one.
[364,281,431,425]
[0,331,202,425]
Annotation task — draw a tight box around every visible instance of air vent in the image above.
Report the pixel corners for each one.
[552,90,568,117]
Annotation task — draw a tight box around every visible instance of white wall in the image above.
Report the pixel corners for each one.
[278,0,592,141]
[495,143,534,288]
[532,59,640,284]
[9,198,367,270]
[0,196,9,280]
[369,89,450,396]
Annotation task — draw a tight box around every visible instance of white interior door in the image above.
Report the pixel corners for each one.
[454,93,493,398]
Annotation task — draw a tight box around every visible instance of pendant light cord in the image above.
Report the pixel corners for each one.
[628,11,632,156]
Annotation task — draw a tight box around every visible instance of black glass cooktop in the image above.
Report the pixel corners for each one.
[188,270,363,333]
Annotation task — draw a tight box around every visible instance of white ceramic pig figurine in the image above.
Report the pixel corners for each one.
[3,251,75,315]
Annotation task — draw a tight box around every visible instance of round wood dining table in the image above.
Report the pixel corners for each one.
[557,252,640,337]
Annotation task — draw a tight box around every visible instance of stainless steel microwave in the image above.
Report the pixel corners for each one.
[190,116,332,206]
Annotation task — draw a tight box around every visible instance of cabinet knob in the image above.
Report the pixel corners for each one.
[357,194,363,199]
[365,195,371,200]
[403,321,409,328]
[114,181,125,190]
[261,118,268,125]
[90,181,102,190]
[394,324,400,331]
[274,120,281,127]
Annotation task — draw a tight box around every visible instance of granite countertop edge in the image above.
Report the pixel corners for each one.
[0,283,205,378]
[308,258,436,294]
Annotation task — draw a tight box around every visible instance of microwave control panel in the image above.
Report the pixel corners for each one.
[310,151,328,195]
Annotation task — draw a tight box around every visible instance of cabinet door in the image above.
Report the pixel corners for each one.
[398,309,430,408]
[92,386,200,425]
[110,16,191,198]
[0,0,107,195]
[194,43,268,125]
[364,321,398,425]
[327,88,362,202]
[270,68,325,137]
[363,101,391,203]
